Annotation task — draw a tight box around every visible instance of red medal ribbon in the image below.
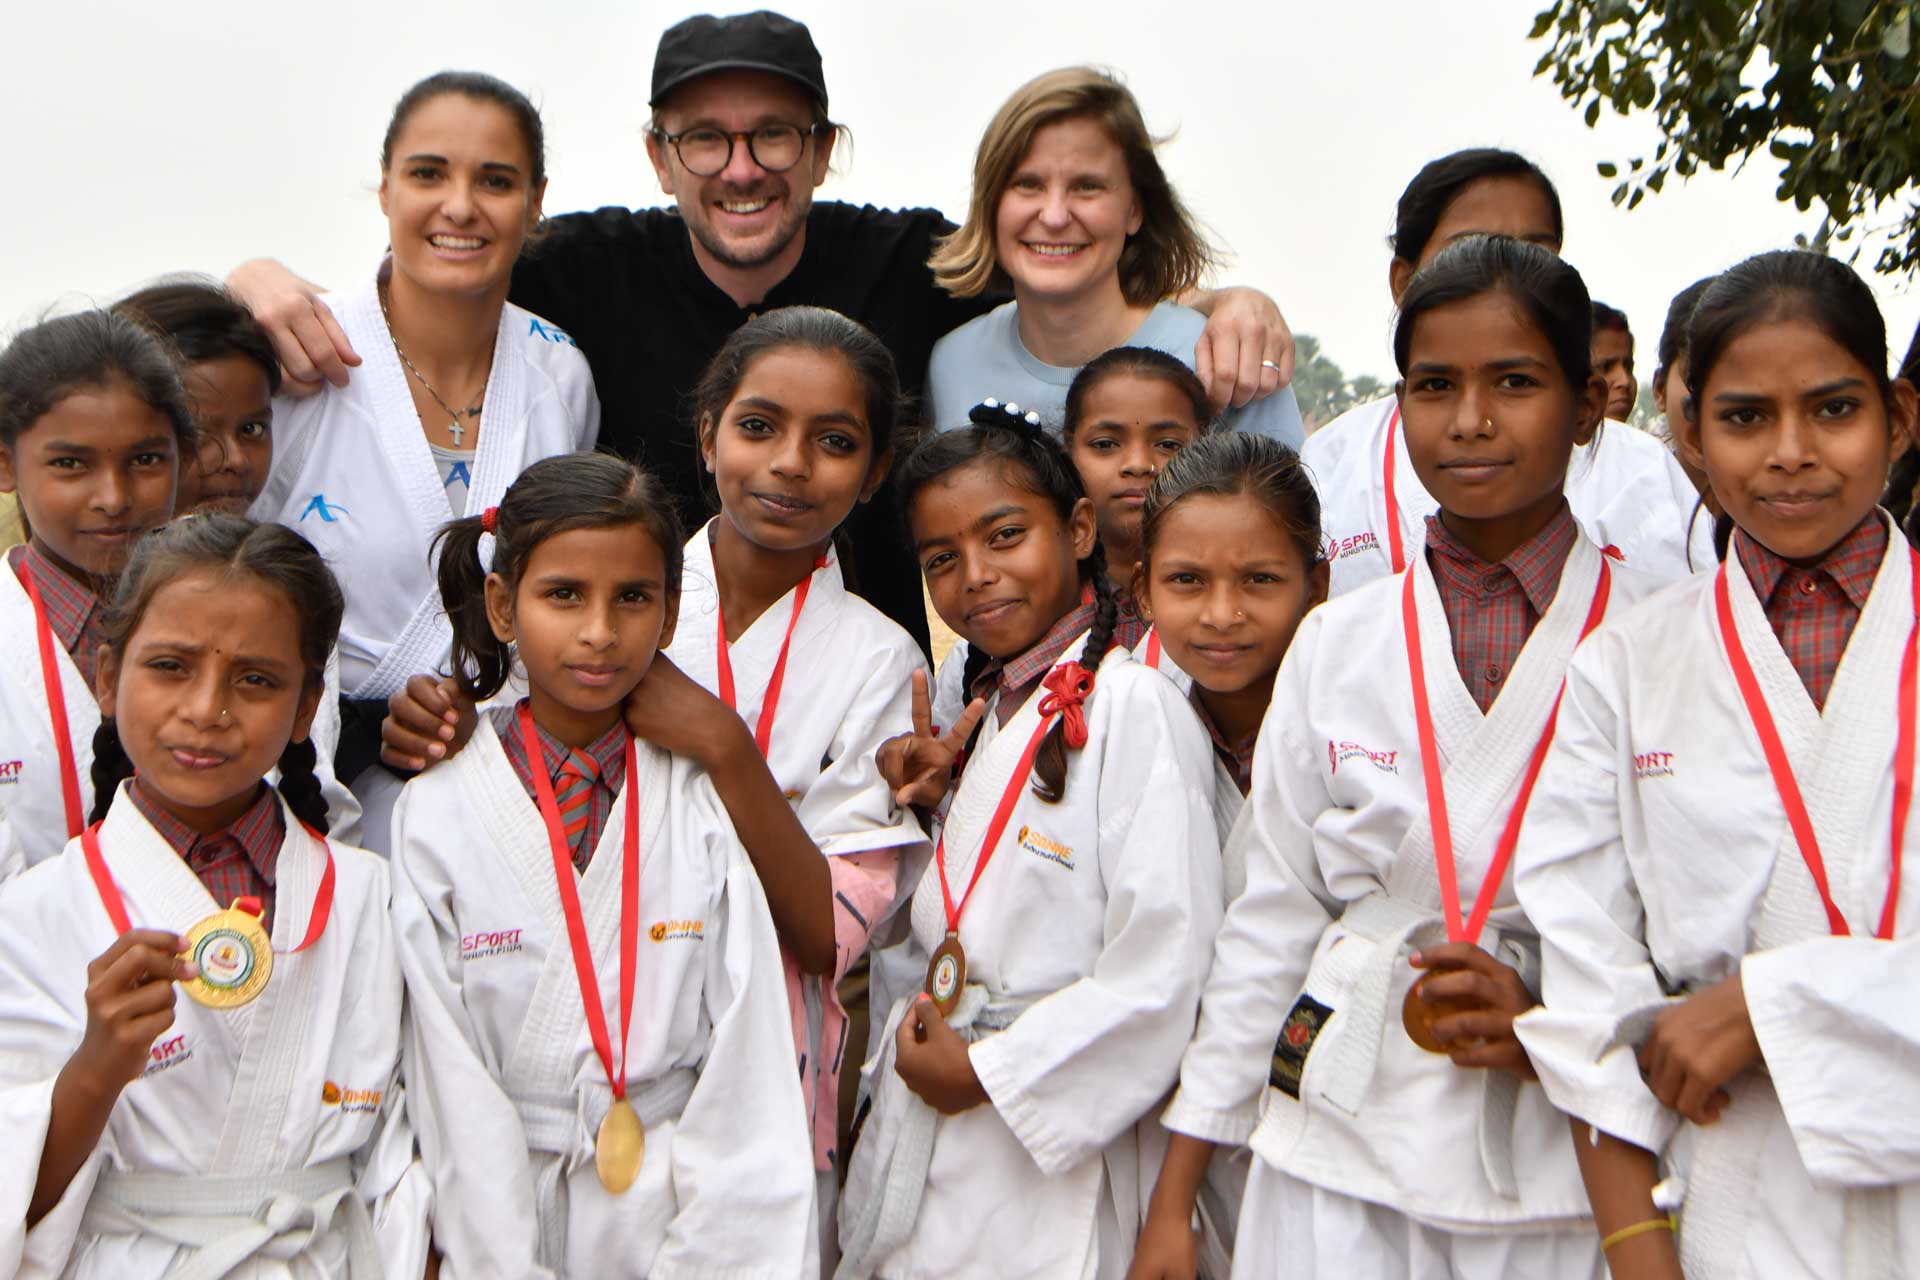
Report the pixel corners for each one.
[1143,627,1162,670]
[935,658,1094,935]
[521,703,642,1103]
[1712,551,1918,940]
[20,566,85,840]
[82,813,336,953]
[1401,556,1612,944]
[714,555,825,758]
[1381,405,1408,576]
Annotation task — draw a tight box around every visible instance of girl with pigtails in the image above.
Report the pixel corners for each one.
[0,515,432,1276]
[837,402,1223,1280]
[387,451,812,1278]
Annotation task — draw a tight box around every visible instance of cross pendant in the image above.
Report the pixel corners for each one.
[448,421,465,446]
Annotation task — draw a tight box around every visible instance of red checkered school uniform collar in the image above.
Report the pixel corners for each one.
[127,780,284,871]
[10,542,106,682]
[1732,514,1887,709]
[1422,502,1579,713]
[1734,515,1885,614]
[1423,501,1579,618]
[968,588,1098,727]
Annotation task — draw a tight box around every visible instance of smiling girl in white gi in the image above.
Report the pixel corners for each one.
[0,312,194,880]
[1514,250,1920,1279]
[1122,433,1326,1277]
[1148,236,1663,1280]
[836,404,1222,1280]
[388,452,811,1278]
[0,515,431,1277]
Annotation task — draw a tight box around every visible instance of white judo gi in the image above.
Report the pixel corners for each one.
[0,786,430,1277]
[253,263,597,848]
[839,636,1223,1280]
[1164,533,1656,1279]
[389,715,814,1280]
[1516,515,1920,1279]
[1303,397,1711,598]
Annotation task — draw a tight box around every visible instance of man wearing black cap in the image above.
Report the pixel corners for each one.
[231,9,1290,650]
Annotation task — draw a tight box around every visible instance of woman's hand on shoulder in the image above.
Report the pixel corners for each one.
[381,676,476,773]
[1188,286,1292,411]
[877,669,984,809]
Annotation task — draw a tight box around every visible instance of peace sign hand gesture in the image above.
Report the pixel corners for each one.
[877,669,987,810]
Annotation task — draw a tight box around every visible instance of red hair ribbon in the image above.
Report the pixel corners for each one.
[1038,661,1096,749]
[480,506,499,535]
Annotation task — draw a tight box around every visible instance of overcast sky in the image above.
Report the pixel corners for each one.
[7,0,1915,389]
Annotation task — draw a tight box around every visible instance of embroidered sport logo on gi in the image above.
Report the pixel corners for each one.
[1016,824,1074,869]
[460,927,524,959]
[1329,739,1400,775]
[322,1081,384,1113]
[299,494,349,523]
[526,317,580,348]
[1270,994,1334,1100]
[143,1033,192,1078]
[1325,530,1380,562]
[0,759,21,785]
[650,919,705,943]
[1634,750,1675,780]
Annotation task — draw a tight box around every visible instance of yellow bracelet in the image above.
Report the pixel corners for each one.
[1600,1216,1677,1252]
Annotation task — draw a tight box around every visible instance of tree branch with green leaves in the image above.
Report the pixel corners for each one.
[1531,0,1920,271]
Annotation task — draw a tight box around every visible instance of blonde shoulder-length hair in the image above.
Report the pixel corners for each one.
[930,66,1217,304]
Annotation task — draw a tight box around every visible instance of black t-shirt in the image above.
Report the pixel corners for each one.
[507,201,996,653]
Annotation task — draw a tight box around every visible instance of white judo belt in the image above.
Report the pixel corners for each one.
[79,1155,378,1280]
[1290,891,1535,1200]
[510,1067,698,1273]
[835,985,1031,1280]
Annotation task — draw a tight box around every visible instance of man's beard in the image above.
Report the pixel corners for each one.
[688,198,807,271]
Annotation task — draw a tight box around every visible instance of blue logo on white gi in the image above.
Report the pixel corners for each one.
[527,318,579,348]
[444,462,471,491]
[300,494,348,523]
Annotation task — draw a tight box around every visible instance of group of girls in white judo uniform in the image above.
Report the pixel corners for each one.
[0,60,1917,1280]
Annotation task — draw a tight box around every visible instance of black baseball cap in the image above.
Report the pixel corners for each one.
[650,11,828,110]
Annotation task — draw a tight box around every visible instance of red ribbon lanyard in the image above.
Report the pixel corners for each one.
[714,556,823,758]
[1381,405,1408,576]
[521,703,641,1104]
[1401,557,1612,944]
[1712,552,1918,940]
[20,567,85,840]
[82,816,336,952]
[1143,627,1162,670]
[934,662,1093,936]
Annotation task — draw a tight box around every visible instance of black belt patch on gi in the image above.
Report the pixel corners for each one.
[1269,994,1335,1099]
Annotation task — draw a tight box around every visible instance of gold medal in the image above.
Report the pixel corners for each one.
[595,1096,644,1193]
[925,932,967,1019]
[1401,972,1473,1054]
[182,903,272,1008]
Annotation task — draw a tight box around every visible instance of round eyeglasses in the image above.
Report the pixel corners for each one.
[652,123,822,177]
